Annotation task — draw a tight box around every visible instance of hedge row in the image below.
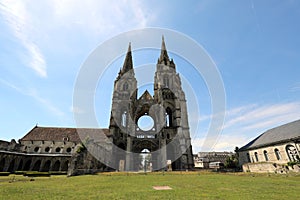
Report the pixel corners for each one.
[0,172,10,176]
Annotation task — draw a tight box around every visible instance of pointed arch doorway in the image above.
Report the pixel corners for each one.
[132,140,158,171]
[139,149,152,172]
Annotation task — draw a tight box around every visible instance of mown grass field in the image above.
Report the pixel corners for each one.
[0,172,299,200]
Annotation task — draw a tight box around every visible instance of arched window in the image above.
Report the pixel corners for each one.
[8,159,15,172]
[263,150,268,161]
[254,152,259,162]
[45,147,50,152]
[274,149,281,160]
[246,153,251,163]
[122,111,127,127]
[165,108,172,127]
[52,160,61,171]
[0,158,5,171]
[34,147,40,152]
[55,147,61,153]
[32,160,41,171]
[17,160,23,171]
[42,160,51,172]
[66,147,72,153]
[61,161,69,171]
[286,145,299,162]
[165,113,169,127]
[23,160,32,171]
[163,75,169,88]
[123,82,129,91]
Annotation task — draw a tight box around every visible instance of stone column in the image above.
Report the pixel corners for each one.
[159,138,167,170]
[125,136,132,171]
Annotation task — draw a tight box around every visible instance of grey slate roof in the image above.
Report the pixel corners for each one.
[239,119,300,151]
[20,126,111,143]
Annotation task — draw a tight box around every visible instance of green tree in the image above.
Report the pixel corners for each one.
[224,155,238,169]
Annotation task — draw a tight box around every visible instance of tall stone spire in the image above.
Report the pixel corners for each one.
[158,35,170,64]
[121,42,133,75]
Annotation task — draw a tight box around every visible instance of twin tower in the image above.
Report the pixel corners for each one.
[109,37,194,171]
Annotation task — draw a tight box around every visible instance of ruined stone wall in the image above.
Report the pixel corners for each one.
[67,149,110,176]
[0,139,75,172]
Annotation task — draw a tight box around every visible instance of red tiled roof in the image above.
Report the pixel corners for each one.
[20,126,110,143]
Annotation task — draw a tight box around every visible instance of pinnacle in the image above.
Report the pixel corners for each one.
[121,42,133,75]
[159,35,170,64]
[161,35,166,51]
[128,42,131,52]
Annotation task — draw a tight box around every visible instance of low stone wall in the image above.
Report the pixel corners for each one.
[242,162,300,173]
[243,162,276,173]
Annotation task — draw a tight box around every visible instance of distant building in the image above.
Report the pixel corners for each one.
[238,119,300,173]
[194,151,234,169]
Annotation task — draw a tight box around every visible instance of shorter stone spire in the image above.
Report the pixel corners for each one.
[158,35,170,65]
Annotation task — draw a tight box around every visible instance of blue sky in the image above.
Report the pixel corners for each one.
[1,0,300,153]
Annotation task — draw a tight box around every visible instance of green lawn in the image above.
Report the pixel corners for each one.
[0,172,299,200]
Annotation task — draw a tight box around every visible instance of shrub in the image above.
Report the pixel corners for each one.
[0,172,10,176]
[49,171,67,175]
[287,161,300,167]
[76,144,86,154]
[224,155,239,169]
[14,171,25,175]
[24,171,51,177]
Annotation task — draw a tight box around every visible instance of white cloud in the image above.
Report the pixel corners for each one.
[290,83,300,92]
[192,134,246,152]
[70,106,85,114]
[224,102,300,131]
[0,0,154,77]
[193,102,300,153]
[45,0,152,39]
[211,134,248,152]
[191,138,205,152]
[0,78,64,116]
[0,0,47,77]
[28,89,64,116]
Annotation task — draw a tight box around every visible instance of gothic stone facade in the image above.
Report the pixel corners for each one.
[238,119,300,173]
[110,38,194,171]
[0,37,194,174]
